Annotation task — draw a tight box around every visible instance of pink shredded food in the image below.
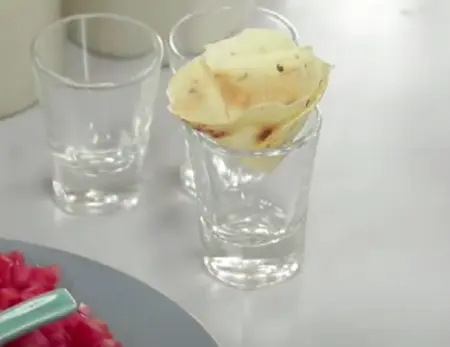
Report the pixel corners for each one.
[0,251,122,347]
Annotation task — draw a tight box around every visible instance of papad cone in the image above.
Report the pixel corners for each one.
[167,29,331,172]
[186,53,330,172]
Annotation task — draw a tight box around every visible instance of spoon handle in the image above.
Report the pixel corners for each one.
[0,288,77,344]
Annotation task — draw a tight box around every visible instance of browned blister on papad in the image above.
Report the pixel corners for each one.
[167,28,331,172]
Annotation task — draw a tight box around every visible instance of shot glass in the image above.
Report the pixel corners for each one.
[32,14,164,215]
[185,108,322,289]
[168,6,299,198]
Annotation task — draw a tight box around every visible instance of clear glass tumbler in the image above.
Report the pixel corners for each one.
[185,108,322,289]
[168,6,299,198]
[32,14,164,215]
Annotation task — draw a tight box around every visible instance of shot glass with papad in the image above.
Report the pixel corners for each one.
[167,27,332,289]
[168,7,301,197]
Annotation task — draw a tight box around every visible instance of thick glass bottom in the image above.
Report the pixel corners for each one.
[204,253,302,290]
[52,180,140,215]
[200,213,306,290]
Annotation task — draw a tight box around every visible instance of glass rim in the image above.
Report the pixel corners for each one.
[31,13,164,90]
[188,106,322,157]
[168,6,300,61]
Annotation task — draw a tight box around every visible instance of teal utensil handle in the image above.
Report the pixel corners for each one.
[0,288,77,344]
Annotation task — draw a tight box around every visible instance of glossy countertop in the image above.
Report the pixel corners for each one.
[1,0,450,346]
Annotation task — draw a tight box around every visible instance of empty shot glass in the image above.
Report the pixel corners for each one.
[185,108,322,289]
[168,6,299,198]
[32,14,164,214]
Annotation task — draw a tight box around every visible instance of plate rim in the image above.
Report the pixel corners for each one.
[0,237,219,347]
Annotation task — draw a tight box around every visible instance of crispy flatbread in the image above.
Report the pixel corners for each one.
[167,56,230,125]
[190,105,312,171]
[167,28,331,172]
[208,47,329,120]
[241,109,313,171]
[188,98,303,148]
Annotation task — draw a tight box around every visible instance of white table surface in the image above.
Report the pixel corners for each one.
[1,0,450,346]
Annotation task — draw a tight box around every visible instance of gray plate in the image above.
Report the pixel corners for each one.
[0,239,218,347]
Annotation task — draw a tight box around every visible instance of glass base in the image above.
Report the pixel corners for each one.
[200,211,305,290]
[52,180,140,215]
[180,165,197,198]
[204,254,302,290]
